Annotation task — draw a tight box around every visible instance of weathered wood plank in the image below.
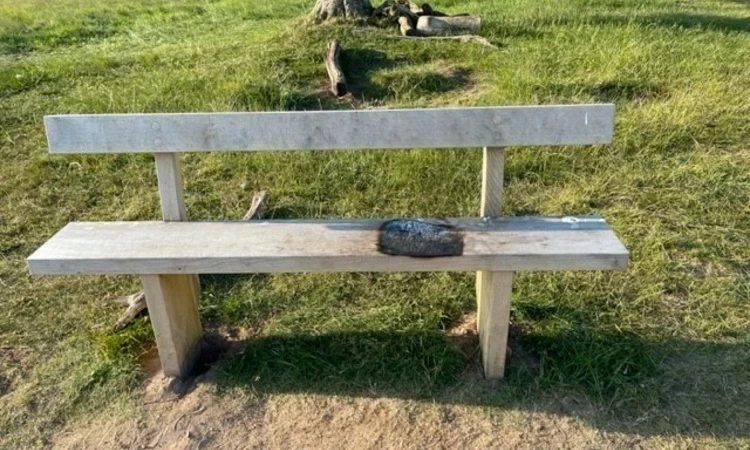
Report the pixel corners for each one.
[476,148,506,302]
[27,216,628,275]
[477,271,512,379]
[480,147,505,217]
[155,153,188,221]
[141,274,202,378]
[475,146,512,379]
[475,148,505,304]
[44,105,615,154]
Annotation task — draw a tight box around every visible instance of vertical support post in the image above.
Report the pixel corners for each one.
[476,147,513,379]
[145,152,202,378]
[155,153,188,222]
[155,153,201,300]
[141,275,203,378]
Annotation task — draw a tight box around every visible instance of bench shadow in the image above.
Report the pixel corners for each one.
[201,309,749,439]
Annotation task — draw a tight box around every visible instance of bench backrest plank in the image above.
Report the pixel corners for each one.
[44,105,614,153]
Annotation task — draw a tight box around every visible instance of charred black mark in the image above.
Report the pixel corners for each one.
[377,219,464,257]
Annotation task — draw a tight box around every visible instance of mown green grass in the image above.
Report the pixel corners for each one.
[1,0,749,447]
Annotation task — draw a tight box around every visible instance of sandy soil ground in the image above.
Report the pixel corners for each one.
[51,316,712,450]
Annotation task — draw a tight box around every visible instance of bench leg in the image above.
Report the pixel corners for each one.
[476,271,513,379]
[140,274,203,378]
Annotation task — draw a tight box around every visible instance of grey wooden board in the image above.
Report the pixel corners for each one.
[28,216,628,275]
[45,105,614,153]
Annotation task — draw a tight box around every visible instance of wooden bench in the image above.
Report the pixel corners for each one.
[28,105,627,380]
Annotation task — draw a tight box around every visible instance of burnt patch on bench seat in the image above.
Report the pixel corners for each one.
[377,219,464,257]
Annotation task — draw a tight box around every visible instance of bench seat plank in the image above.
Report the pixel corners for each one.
[28,216,628,275]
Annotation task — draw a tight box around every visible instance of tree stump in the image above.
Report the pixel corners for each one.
[312,0,373,21]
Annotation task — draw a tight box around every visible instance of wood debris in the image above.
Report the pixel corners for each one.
[113,290,147,332]
[243,190,268,220]
[325,42,347,97]
[370,0,487,42]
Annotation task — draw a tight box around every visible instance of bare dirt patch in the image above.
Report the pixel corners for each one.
[52,370,628,450]
[49,324,672,450]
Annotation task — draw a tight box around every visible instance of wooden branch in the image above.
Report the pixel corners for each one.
[325,41,347,97]
[243,190,268,220]
[113,290,147,332]
[393,3,419,23]
[398,16,417,36]
[416,15,482,36]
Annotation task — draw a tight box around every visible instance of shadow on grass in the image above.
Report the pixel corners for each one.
[206,317,749,438]
[341,49,473,101]
[640,13,750,32]
[549,12,750,33]
[341,48,401,100]
[537,80,665,103]
[523,12,749,34]
[230,82,322,111]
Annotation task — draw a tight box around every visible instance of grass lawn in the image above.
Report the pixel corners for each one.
[1,0,749,447]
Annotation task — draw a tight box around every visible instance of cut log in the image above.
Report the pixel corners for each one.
[325,41,347,97]
[393,3,419,23]
[416,15,482,36]
[398,16,417,36]
[371,0,425,22]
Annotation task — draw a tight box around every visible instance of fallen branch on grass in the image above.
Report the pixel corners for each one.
[371,0,481,36]
[325,41,347,97]
[243,190,268,220]
[113,290,147,332]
